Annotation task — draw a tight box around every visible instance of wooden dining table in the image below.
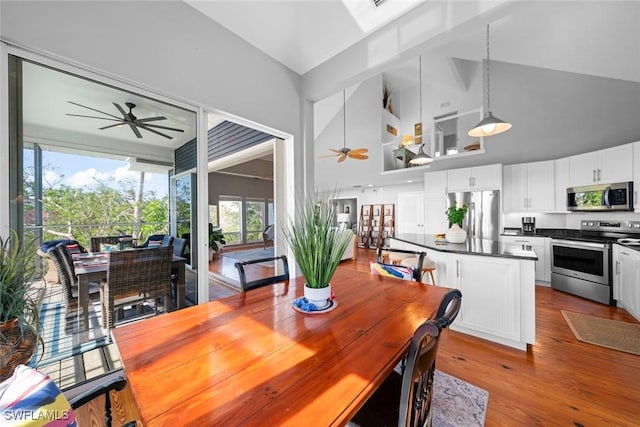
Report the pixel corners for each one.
[112,266,450,426]
[74,252,186,328]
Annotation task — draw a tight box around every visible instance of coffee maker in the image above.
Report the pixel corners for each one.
[522,217,536,234]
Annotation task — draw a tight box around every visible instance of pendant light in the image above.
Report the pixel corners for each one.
[410,55,433,166]
[468,24,512,137]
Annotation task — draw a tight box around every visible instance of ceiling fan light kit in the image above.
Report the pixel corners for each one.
[468,24,512,138]
[320,90,369,162]
[67,101,185,139]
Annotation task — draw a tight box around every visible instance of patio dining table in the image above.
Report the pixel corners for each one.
[113,266,450,426]
[74,252,186,328]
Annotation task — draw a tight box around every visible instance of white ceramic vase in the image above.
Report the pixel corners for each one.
[445,224,467,243]
[304,284,332,309]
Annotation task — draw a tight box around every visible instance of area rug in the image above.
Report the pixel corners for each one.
[223,247,275,266]
[561,310,640,356]
[28,301,111,368]
[433,370,489,427]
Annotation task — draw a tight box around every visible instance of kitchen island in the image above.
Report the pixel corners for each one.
[390,234,538,351]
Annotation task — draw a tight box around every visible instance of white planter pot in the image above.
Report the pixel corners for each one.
[445,224,467,243]
[304,284,332,309]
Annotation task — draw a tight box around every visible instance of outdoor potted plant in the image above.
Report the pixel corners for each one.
[445,202,469,243]
[0,230,42,381]
[284,193,353,310]
[208,223,226,261]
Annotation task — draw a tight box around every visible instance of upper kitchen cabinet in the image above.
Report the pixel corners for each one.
[503,161,555,212]
[554,157,570,213]
[568,143,633,187]
[447,164,502,192]
[424,170,448,198]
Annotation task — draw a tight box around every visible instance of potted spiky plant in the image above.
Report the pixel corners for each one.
[0,230,42,381]
[284,193,353,310]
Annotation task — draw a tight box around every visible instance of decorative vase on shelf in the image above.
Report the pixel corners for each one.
[304,284,332,309]
[445,224,467,244]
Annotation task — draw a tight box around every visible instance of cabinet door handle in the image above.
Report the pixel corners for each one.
[616,260,620,275]
[593,169,597,182]
[456,260,460,278]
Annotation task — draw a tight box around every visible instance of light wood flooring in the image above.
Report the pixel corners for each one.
[43,247,640,425]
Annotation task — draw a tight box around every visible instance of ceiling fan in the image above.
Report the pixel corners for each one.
[66,101,185,139]
[320,90,368,163]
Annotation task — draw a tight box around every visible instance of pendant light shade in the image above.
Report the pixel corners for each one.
[468,112,512,137]
[468,24,511,137]
[409,55,433,166]
[409,144,432,165]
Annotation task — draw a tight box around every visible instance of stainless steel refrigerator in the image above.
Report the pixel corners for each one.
[447,190,500,240]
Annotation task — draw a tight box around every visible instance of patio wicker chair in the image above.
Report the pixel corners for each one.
[100,246,173,329]
[47,246,79,313]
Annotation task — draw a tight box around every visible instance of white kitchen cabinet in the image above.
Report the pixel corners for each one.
[633,141,640,212]
[554,157,570,212]
[613,244,640,321]
[503,161,555,212]
[424,170,448,198]
[397,191,424,234]
[424,170,449,235]
[569,143,633,187]
[500,235,550,282]
[448,253,535,348]
[447,164,502,192]
[424,197,448,235]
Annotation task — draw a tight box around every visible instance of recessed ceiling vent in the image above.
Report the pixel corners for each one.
[371,0,390,8]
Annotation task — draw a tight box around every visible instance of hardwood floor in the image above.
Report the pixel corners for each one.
[143,247,639,425]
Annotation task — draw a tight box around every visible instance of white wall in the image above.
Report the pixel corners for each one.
[0,1,301,139]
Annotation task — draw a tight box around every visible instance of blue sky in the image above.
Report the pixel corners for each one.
[25,149,168,198]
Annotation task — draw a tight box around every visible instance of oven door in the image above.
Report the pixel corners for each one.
[550,239,610,285]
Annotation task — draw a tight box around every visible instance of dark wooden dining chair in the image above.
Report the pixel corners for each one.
[348,320,441,427]
[100,246,172,328]
[63,369,137,427]
[234,255,289,291]
[435,289,462,331]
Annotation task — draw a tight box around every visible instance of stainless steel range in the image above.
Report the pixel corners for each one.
[551,220,640,305]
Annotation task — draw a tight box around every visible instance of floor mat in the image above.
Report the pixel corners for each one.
[561,310,640,355]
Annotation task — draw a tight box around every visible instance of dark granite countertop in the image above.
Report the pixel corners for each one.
[501,227,581,239]
[392,234,538,261]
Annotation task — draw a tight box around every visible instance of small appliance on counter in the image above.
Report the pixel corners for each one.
[521,217,536,234]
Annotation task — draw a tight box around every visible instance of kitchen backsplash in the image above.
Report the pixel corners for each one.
[503,212,640,231]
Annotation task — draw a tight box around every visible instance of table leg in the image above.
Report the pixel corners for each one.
[77,275,89,329]
[177,263,185,309]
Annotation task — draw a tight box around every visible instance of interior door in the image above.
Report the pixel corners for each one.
[397,192,424,234]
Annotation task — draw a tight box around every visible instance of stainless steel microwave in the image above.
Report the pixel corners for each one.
[567,182,633,211]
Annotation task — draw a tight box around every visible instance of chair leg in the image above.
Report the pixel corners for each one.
[428,269,436,286]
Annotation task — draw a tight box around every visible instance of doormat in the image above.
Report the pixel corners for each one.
[433,370,489,427]
[29,301,111,368]
[561,310,640,356]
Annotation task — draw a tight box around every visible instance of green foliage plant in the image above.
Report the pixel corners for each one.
[209,223,227,252]
[446,202,469,227]
[0,230,40,334]
[284,192,353,289]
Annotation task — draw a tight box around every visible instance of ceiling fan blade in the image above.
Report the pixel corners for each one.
[349,148,369,154]
[128,123,143,138]
[137,123,173,139]
[337,154,347,163]
[137,116,167,123]
[113,102,129,119]
[139,123,185,133]
[67,101,122,120]
[319,154,340,158]
[66,114,121,122]
[329,149,342,154]
[99,123,125,130]
[349,153,369,160]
